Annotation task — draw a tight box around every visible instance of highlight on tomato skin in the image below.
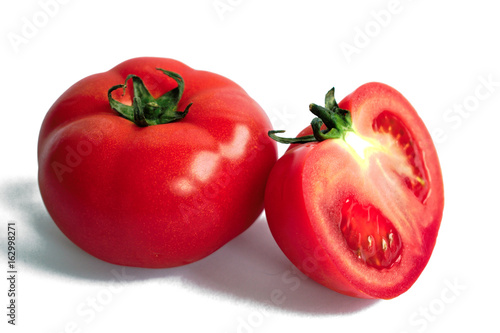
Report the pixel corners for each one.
[265,82,444,299]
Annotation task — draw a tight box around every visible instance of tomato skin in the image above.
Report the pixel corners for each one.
[38,57,277,268]
[265,83,444,299]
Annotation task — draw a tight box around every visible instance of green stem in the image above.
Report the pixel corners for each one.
[108,68,192,127]
[269,87,353,144]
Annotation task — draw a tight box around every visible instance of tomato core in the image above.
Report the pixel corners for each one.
[372,111,429,203]
[340,197,402,269]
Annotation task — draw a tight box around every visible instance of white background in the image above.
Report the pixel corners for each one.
[1,0,499,332]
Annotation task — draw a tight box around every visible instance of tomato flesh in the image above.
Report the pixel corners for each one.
[340,197,402,270]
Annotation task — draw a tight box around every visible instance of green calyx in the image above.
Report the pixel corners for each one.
[269,87,353,144]
[108,68,192,127]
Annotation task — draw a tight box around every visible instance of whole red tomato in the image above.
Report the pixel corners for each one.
[38,57,277,268]
[265,83,444,299]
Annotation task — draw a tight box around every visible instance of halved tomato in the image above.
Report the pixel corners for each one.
[265,83,444,299]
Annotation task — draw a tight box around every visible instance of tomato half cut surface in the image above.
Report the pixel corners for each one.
[265,83,444,299]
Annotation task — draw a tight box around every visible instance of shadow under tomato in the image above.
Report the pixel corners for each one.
[0,178,377,315]
[177,217,378,315]
[0,178,127,280]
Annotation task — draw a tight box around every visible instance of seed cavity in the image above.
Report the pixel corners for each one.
[372,111,430,203]
[340,197,403,270]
